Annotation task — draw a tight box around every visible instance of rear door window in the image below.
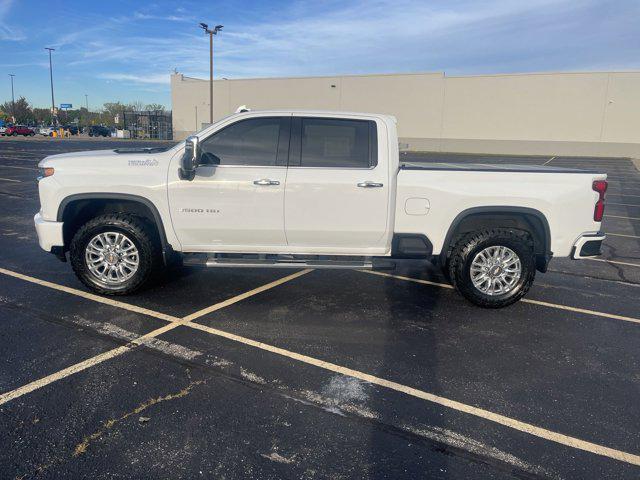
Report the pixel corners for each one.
[295,118,377,168]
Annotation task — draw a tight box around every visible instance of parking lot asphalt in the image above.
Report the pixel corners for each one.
[1,136,639,479]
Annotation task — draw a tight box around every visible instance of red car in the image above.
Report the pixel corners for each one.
[6,125,35,136]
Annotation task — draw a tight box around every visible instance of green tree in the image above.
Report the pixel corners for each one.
[0,96,32,124]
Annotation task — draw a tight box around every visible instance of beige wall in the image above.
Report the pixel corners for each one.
[171,71,640,156]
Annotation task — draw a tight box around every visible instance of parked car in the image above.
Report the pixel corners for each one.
[34,110,607,307]
[88,125,110,137]
[0,125,6,136]
[63,125,79,135]
[39,126,55,137]
[6,125,35,136]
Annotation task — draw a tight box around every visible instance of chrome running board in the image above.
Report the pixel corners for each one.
[182,254,395,270]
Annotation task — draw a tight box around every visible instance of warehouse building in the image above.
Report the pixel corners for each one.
[171,71,640,157]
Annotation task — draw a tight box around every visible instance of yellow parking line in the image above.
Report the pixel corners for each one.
[0,267,178,323]
[0,323,178,405]
[2,267,640,466]
[0,165,37,171]
[0,268,312,405]
[583,257,640,268]
[184,320,640,466]
[607,232,640,239]
[183,269,313,321]
[361,270,640,326]
[605,214,640,221]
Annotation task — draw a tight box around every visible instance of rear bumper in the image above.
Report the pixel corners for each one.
[34,213,64,252]
[571,232,605,259]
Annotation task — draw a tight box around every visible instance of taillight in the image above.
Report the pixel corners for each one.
[592,180,607,222]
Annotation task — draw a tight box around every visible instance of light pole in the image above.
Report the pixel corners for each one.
[8,74,15,122]
[199,22,223,124]
[85,94,89,111]
[45,47,56,125]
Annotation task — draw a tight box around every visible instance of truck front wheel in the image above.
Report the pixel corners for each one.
[70,214,160,295]
[448,228,535,308]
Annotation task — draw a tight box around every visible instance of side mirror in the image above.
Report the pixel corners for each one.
[179,135,200,181]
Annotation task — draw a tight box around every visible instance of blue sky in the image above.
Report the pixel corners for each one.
[1,0,638,109]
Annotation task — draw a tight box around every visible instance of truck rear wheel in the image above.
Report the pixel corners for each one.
[448,228,535,308]
[70,214,160,295]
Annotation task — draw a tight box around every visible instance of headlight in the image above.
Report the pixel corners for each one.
[37,167,55,180]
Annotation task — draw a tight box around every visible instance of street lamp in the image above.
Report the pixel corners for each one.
[8,74,15,122]
[85,94,89,111]
[199,22,223,124]
[45,47,56,125]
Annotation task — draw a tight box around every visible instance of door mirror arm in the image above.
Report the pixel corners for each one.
[179,135,200,181]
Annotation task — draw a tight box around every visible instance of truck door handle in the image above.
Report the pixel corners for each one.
[253,178,280,186]
[357,181,384,188]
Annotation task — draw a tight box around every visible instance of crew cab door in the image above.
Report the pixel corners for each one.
[284,116,390,253]
[168,116,290,251]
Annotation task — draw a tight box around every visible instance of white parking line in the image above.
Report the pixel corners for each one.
[1,267,640,466]
[583,257,640,268]
[0,177,21,183]
[0,268,312,405]
[542,156,555,165]
[362,270,640,325]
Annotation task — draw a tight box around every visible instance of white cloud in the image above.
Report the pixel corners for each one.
[98,72,170,85]
[0,0,25,41]
[9,0,638,107]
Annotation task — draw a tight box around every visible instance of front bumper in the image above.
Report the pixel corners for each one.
[571,232,605,259]
[34,213,64,252]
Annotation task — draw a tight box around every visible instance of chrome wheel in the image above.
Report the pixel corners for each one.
[85,231,139,285]
[470,245,521,296]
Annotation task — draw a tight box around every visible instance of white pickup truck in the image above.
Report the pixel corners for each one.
[34,110,607,307]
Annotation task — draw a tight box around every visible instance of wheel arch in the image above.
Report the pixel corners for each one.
[440,206,552,272]
[57,193,175,264]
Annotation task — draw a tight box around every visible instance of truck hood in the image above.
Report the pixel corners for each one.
[38,146,175,168]
[39,149,118,165]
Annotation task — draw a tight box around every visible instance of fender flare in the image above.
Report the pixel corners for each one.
[440,206,552,263]
[57,193,174,263]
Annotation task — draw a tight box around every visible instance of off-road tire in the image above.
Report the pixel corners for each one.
[70,214,160,295]
[448,228,535,308]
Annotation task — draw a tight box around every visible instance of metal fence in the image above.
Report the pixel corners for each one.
[122,110,173,140]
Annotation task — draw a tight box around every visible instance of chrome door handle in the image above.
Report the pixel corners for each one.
[357,181,384,188]
[253,178,280,186]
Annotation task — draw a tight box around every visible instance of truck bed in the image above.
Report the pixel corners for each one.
[399,162,598,174]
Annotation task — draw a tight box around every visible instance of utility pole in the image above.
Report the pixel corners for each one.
[8,74,15,122]
[45,47,56,125]
[85,94,89,111]
[199,23,223,124]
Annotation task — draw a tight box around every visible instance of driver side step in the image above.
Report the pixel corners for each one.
[182,253,396,270]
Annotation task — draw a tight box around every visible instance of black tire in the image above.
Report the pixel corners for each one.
[448,228,535,308]
[70,214,160,295]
